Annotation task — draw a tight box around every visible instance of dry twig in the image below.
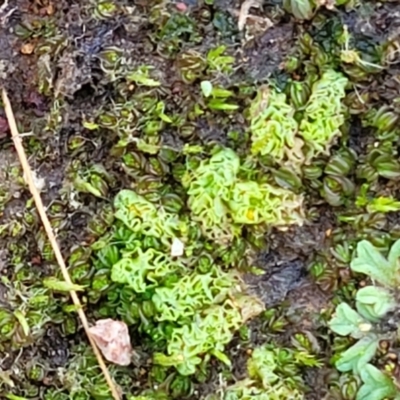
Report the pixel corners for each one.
[238,0,263,31]
[1,88,121,400]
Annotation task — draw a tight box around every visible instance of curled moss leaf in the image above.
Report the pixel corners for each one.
[299,70,348,160]
[221,345,306,399]
[249,86,300,165]
[184,149,304,241]
[228,181,304,226]
[152,266,239,322]
[183,148,240,241]
[155,300,244,375]
[114,189,187,245]
[111,249,186,293]
[364,105,399,140]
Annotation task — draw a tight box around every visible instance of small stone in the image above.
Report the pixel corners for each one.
[89,319,133,366]
[171,237,184,257]
[176,2,187,12]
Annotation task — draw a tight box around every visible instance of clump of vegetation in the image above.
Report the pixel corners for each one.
[249,86,299,164]
[183,148,304,242]
[3,0,400,398]
[92,188,264,376]
[207,344,315,399]
[329,239,400,398]
[248,69,348,169]
[300,70,348,160]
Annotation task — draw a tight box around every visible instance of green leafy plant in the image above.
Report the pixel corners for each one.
[71,163,111,198]
[114,189,187,245]
[329,239,400,374]
[283,0,352,20]
[283,0,315,20]
[182,148,304,242]
[299,70,348,160]
[367,197,400,213]
[248,70,348,168]
[127,66,161,87]
[356,185,400,213]
[216,345,308,399]
[92,188,264,376]
[204,86,239,111]
[356,364,400,400]
[206,45,235,74]
[249,86,300,165]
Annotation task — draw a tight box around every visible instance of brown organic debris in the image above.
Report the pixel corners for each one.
[88,319,133,366]
[237,0,263,31]
[20,43,35,55]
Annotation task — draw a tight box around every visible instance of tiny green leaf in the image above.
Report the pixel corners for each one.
[328,303,369,338]
[357,364,398,400]
[43,277,85,292]
[388,238,400,272]
[367,197,400,213]
[13,310,30,336]
[6,395,29,400]
[350,240,394,287]
[127,69,160,86]
[356,286,396,321]
[135,139,160,154]
[82,121,99,130]
[211,87,234,98]
[211,349,231,366]
[74,177,104,198]
[336,334,380,374]
[207,99,239,111]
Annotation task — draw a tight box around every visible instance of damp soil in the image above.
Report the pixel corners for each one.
[1,0,400,399]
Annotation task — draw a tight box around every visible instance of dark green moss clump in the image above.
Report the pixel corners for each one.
[2,0,400,399]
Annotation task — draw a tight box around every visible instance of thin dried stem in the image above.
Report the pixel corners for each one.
[1,88,121,400]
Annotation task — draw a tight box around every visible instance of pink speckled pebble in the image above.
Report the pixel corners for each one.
[176,2,188,12]
[89,319,133,366]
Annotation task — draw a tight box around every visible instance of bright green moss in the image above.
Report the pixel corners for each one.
[111,248,186,293]
[299,70,348,159]
[222,345,306,400]
[152,266,239,322]
[98,188,265,375]
[183,148,304,241]
[249,87,299,163]
[114,189,187,245]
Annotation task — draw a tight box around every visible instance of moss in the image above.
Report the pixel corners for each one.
[183,148,304,242]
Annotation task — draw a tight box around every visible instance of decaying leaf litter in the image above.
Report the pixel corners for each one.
[2,0,400,399]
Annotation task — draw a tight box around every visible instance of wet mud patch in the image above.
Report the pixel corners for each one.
[241,21,296,82]
[245,258,305,307]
